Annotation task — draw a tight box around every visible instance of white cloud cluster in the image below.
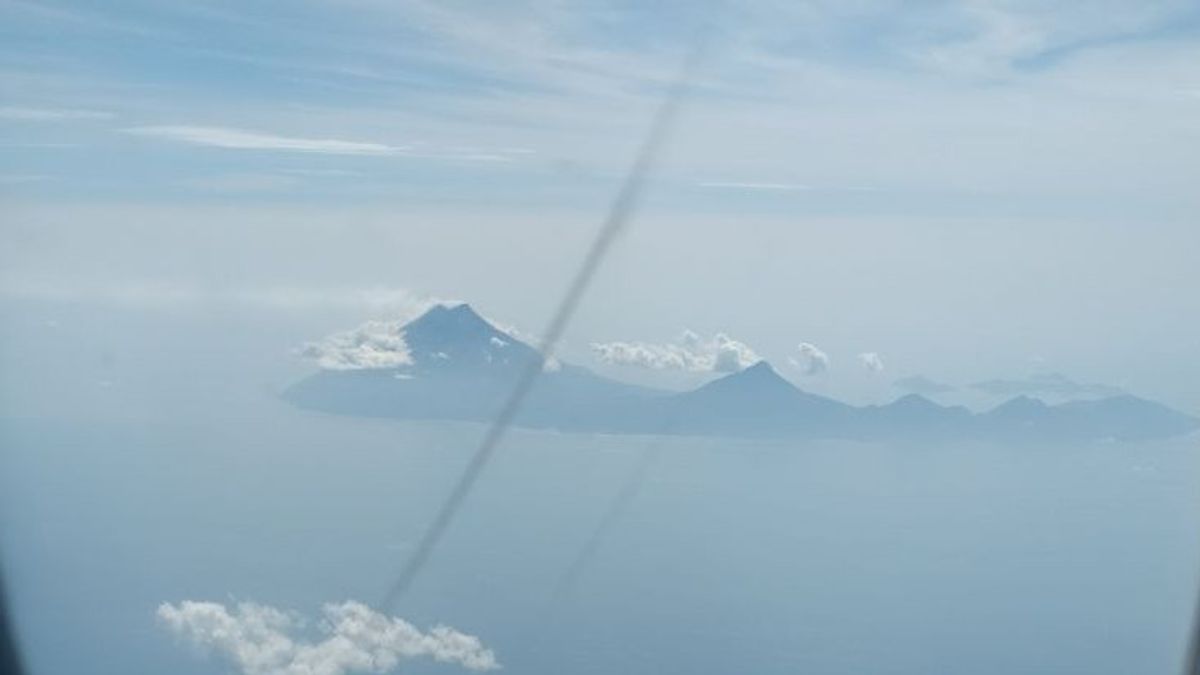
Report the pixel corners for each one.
[591,330,759,373]
[789,342,829,376]
[301,320,412,370]
[858,352,885,373]
[157,600,499,675]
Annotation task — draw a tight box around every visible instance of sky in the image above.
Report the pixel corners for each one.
[2,0,1199,410]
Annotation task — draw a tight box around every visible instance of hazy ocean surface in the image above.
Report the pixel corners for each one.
[2,304,1199,674]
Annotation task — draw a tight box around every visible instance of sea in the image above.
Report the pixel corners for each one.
[2,302,1198,675]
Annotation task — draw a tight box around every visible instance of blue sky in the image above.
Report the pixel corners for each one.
[2,0,1199,409]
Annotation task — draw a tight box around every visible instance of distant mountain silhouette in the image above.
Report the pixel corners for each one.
[284,304,1199,443]
[659,361,854,438]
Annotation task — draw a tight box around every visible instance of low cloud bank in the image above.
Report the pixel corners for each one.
[157,599,499,675]
[591,330,760,373]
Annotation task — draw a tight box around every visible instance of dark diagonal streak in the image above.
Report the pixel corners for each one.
[552,444,663,600]
[1185,591,1200,675]
[380,50,702,611]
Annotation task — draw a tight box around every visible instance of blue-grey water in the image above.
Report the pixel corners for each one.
[2,303,1199,674]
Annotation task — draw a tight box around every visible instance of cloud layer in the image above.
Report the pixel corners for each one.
[591,330,759,373]
[157,600,498,675]
[301,320,413,370]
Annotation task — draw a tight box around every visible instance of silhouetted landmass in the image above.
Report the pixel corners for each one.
[284,304,1199,443]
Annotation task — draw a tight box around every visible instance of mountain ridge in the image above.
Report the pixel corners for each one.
[283,304,1199,443]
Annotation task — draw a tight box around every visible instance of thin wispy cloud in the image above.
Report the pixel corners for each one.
[124,125,408,156]
[0,279,445,316]
[122,125,534,163]
[157,600,499,675]
[0,106,113,121]
[698,181,811,191]
[181,172,300,193]
[281,168,364,177]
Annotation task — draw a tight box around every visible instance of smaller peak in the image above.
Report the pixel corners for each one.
[990,395,1048,413]
[730,360,787,383]
[725,360,793,386]
[403,303,503,344]
[409,302,489,326]
[892,393,936,407]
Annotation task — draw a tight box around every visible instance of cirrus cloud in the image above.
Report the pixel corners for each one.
[157,599,499,675]
[124,125,408,156]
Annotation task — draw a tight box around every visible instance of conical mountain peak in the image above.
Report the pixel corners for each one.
[700,360,799,397]
[399,303,537,372]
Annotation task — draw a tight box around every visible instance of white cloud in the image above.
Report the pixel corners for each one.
[591,330,759,373]
[157,599,498,675]
[909,1,1194,79]
[121,126,534,163]
[788,342,829,376]
[301,320,413,370]
[0,106,112,121]
[124,125,408,156]
[858,351,885,373]
[711,334,760,373]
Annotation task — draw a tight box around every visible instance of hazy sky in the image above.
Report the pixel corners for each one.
[2,0,1198,410]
